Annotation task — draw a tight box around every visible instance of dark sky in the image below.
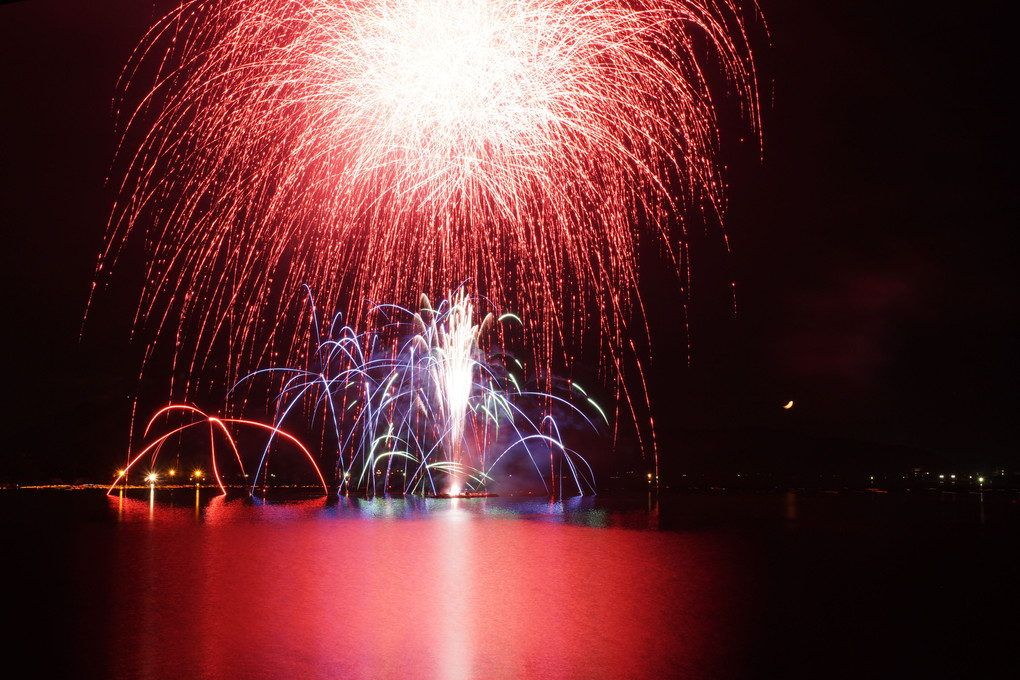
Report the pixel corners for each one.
[1,0,1015,481]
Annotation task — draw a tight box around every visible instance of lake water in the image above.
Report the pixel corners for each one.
[4,489,1017,678]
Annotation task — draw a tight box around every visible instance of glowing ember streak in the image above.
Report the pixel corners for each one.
[98,0,761,472]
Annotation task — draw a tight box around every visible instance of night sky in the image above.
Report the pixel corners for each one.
[1,0,1015,482]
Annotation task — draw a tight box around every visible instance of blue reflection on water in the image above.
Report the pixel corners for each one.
[107,487,658,530]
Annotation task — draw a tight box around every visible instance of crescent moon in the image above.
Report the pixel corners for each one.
[783,400,794,410]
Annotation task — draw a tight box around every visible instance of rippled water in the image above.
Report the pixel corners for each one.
[5,489,1018,678]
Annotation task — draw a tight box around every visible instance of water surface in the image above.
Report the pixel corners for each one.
[4,490,1017,678]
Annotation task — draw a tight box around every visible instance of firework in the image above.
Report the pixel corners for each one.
[423,288,488,494]
[106,404,329,495]
[100,2,758,391]
[234,287,599,496]
[97,0,760,481]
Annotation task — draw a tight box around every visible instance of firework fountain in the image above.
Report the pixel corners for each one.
[96,0,760,488]
[231,287,598,496]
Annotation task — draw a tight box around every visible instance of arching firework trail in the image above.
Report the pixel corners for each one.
[98,0,761,466]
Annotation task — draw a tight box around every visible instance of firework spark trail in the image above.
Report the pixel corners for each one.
[98,0,760,468]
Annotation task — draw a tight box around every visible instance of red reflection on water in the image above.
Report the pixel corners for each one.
[105,499,748,679]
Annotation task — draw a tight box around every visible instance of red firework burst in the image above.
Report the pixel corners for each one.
[98,0,761,457]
